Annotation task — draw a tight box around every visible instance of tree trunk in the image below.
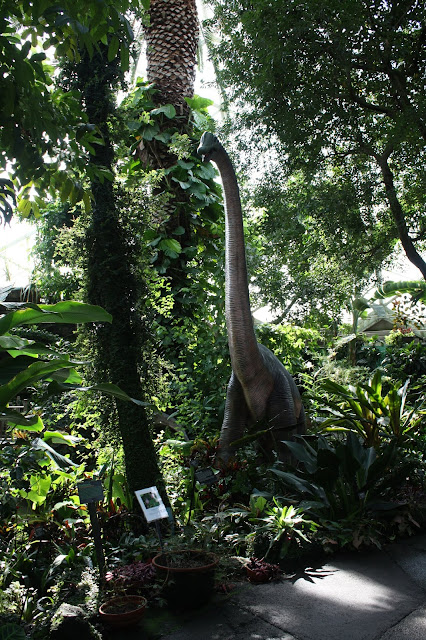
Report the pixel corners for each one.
[143,0,199,322]
[146,0,198,116]
[377,154,426,280]
[77,48,166,497]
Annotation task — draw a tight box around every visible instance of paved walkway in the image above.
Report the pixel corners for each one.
[121,533,426,640]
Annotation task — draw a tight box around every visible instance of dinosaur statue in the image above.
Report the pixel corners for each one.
[197,132,306,464]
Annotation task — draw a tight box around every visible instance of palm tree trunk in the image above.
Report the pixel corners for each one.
[146,0,198,116]
[144,0,199,323]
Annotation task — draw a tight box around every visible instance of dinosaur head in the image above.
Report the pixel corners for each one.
[197,132,222,162]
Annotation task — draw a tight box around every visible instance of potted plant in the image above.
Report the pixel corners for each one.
[99,561,155,627]
[152,549,218,608]
[99,595,147,628]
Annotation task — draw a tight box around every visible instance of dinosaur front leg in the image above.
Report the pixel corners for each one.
[217,372,250,465]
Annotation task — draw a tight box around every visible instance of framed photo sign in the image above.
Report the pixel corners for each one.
[135,486,168,523]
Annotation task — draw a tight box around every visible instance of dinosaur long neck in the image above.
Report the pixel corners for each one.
[213,145,263,383]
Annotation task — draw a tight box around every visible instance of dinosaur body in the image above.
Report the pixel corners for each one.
[197,132,305,463]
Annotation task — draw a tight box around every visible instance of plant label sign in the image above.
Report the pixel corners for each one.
[135,486,168,523]
[76,480,105,578]
[195,467,218,486]
[77,480,104,504]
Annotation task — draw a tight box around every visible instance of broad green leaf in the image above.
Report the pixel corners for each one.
[164,439,194,454]
[321,378,353,397]
[281,439,318,472]
[141,123,160,141]
[159,238,182,254]
[110,472,131,507]
[0,301,112,335]
[154,132,172,143]
[172,226,186,236]
[177,160,194,170]
[58,382,150,406]
[189,182,208,200]
[82,190,92,212]
[270,468,316,496]
[0,410,44,431]
[5,342,65,359]
[31,438,78,468]
[151,104,176,119]
[0,335,33,350]
[0,359,79,406]
[185,96,214,110]
[50,367,82,385]
[43,431,81,446]
[107,36,120,62]
[30,473,52,495]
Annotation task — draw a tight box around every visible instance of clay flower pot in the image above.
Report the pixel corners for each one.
[152,549,218,608]
[99,595,147,628]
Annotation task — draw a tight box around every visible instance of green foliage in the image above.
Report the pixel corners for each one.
[375,280,426,304]
[206,0,426,293]
[317,371,424,447]
[270,433,420,546]
[255,323,323,376]
[0,0,141,222]
[120,81,223,276]
[32,203,86,302]
[245,172,395,326]
[113,86,229,437]
[381,339,426,383]
[0,298,147,435]
[248,499,317,560]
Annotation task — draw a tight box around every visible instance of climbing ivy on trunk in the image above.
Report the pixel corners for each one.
[75,47,165,497]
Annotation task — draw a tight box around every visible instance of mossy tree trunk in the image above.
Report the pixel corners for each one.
[77,48,165,497]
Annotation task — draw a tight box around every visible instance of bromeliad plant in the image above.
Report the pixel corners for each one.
[247,499,317,560]
[270,433,406,526]
[317,371,424,447]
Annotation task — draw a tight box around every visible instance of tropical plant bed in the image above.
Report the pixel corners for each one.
[153,549,218,570]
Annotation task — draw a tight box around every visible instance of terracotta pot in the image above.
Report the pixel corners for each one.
[99,595,147,628]
[152,550,218,608]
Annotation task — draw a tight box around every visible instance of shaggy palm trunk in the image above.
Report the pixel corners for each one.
[78,49,165,497]
[143,0,199,322]
[146,0,198,115]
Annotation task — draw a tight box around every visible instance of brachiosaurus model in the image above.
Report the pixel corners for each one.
[197,132,306,464]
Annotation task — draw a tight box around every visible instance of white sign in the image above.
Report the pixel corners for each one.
[135,486,168,523]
